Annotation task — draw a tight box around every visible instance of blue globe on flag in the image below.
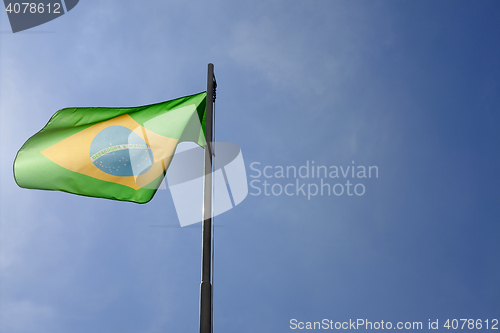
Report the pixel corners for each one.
[90,126,154,177]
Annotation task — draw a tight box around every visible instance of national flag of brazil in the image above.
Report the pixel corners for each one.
[14,92,207,203]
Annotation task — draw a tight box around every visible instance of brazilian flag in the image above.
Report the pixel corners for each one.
[14,92,207,203]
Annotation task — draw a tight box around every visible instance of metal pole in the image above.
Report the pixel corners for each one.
[200,63,214,333]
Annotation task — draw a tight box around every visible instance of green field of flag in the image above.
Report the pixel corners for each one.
[14,92,207,203]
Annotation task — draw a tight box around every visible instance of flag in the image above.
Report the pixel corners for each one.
[14,92,207,203]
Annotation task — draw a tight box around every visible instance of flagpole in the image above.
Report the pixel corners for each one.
[200,63,215,333]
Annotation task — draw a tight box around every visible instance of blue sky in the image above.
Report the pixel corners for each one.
[1,1,499,332]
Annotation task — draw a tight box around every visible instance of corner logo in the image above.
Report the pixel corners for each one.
[4,0,79,33]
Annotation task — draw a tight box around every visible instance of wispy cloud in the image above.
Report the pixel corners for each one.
[0,300,57,333]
